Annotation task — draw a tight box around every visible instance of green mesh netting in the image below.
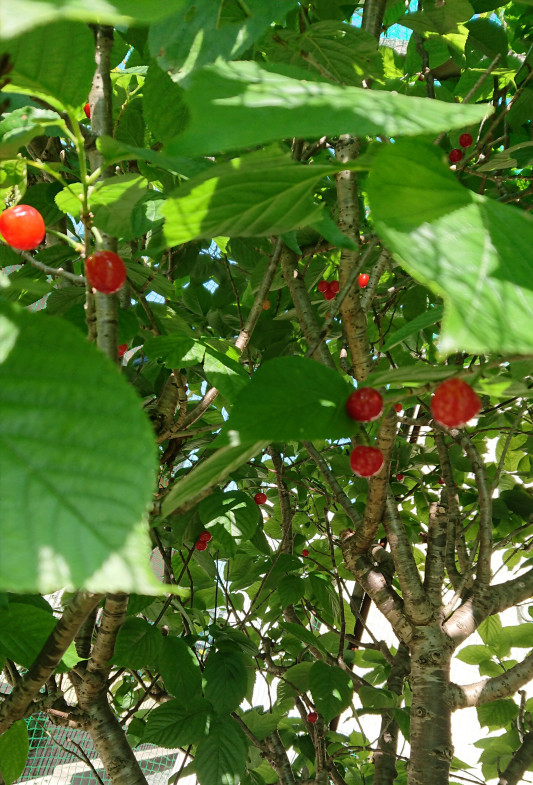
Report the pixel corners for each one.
[18,714,178,784]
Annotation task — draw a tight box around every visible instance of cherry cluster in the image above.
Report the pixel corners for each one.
[317,279,339,301]
[345,378,481,478]
[195,531,212,551]
[449,133,473,164]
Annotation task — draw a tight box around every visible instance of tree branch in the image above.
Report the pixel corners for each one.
[450,650,533,710]
[303,441,362,527]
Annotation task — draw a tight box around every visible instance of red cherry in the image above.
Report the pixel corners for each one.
[324,290,336,301]
[346,388,384,422]
[459,133,473,148]
[302,549,309,557]
[396,473,404,482]
[83,103,91,119]
[118,343,128,358]
[317,280,328,293]
[329,281,340,294]
[449,148,462,164]
[418,74,425,81]
[307,712,318,724]
[0,205,45,250]
[394,403,402,413]
[349,446,384,478]
[438,477,445,485]
[85,250,127,294]
[358,273,369,288]
[254,492,267,505]
[195,540,208,551]
[199,531,212,543]
[431,378,481,428]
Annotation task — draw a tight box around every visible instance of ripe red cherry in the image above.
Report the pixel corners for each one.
[349,446,384,478]
[438,477,445,485]
[302,549,309,557]
[85,250,127,294]
[307,712,318,723]
[199,531,212,543]
[329,281,339,294]
[358,273,369,288]
[346,387,384,422]
[431,378,481,428]
[394,403,402,413]
[324,289,336,301]
[459,133,473,148]
[83,103,91,119]
[396,473,404,482]
[118,343,128,358]
[254,492,267,505]
[0,205,45,250]
[195,540,208,551]
[317,280,328,293]
[449,148,462,164]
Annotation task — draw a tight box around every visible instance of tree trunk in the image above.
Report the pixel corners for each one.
[85,695,149,785]
[408,628,454,785]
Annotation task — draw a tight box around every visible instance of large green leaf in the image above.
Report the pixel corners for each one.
[157,637,202,701]
[194,717,248,785]
[113,617,162,669]
[143,65,190,144]
[203,648,249,714]
[399,0,474,33]
[0,0,188,39]
[163,149,335,245]
[216,357,356,446]
[0,106,65,160]
[477,699,518,729]
[309,660,353,723]
[2,22,95,108]
[160,442,268,519]
[165,60,489,156]
[366,139,533,356]
[199,491,258,541]
[0,603,61,667]
[143,697,211,748]
[149,0,297,82]
[0,304,161,593]
[0,720,28,785]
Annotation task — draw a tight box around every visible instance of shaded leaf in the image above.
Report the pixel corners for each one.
[144,697,211,747]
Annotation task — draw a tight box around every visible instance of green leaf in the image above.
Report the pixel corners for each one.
[204,648,249,714]
[143,64,190,144]
[277,574,305,607]
[358,686,398,710]
[0,106,64,160]
[240,707,284,740]
[149,0,297,82]
[309,661,353,723]
[477,616,503,648]
[366,138,533,356]
[199,491,258,541]
[203,347,250,402]
[160,442,268,519]
[279,621,329,656]
[477,699,518,729]
[163,149,335,246]
[166,60,490,157]
[158,636,203,701]
[381,305,443,352]
[476,142,533,172]
[113,617,162,669]
[144,697,211,748]
[216,357,356,446]
[0,720,28,785]
[195,716,248,785]
[455,645,493,665]
[500,625,533,648]
[0,0,189,39]
[0,603,57,667]
[3,22,95,108]
[90,175,148,241]
[143,335,205,367]
[0,304,161,593]
[400,0,474,33]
